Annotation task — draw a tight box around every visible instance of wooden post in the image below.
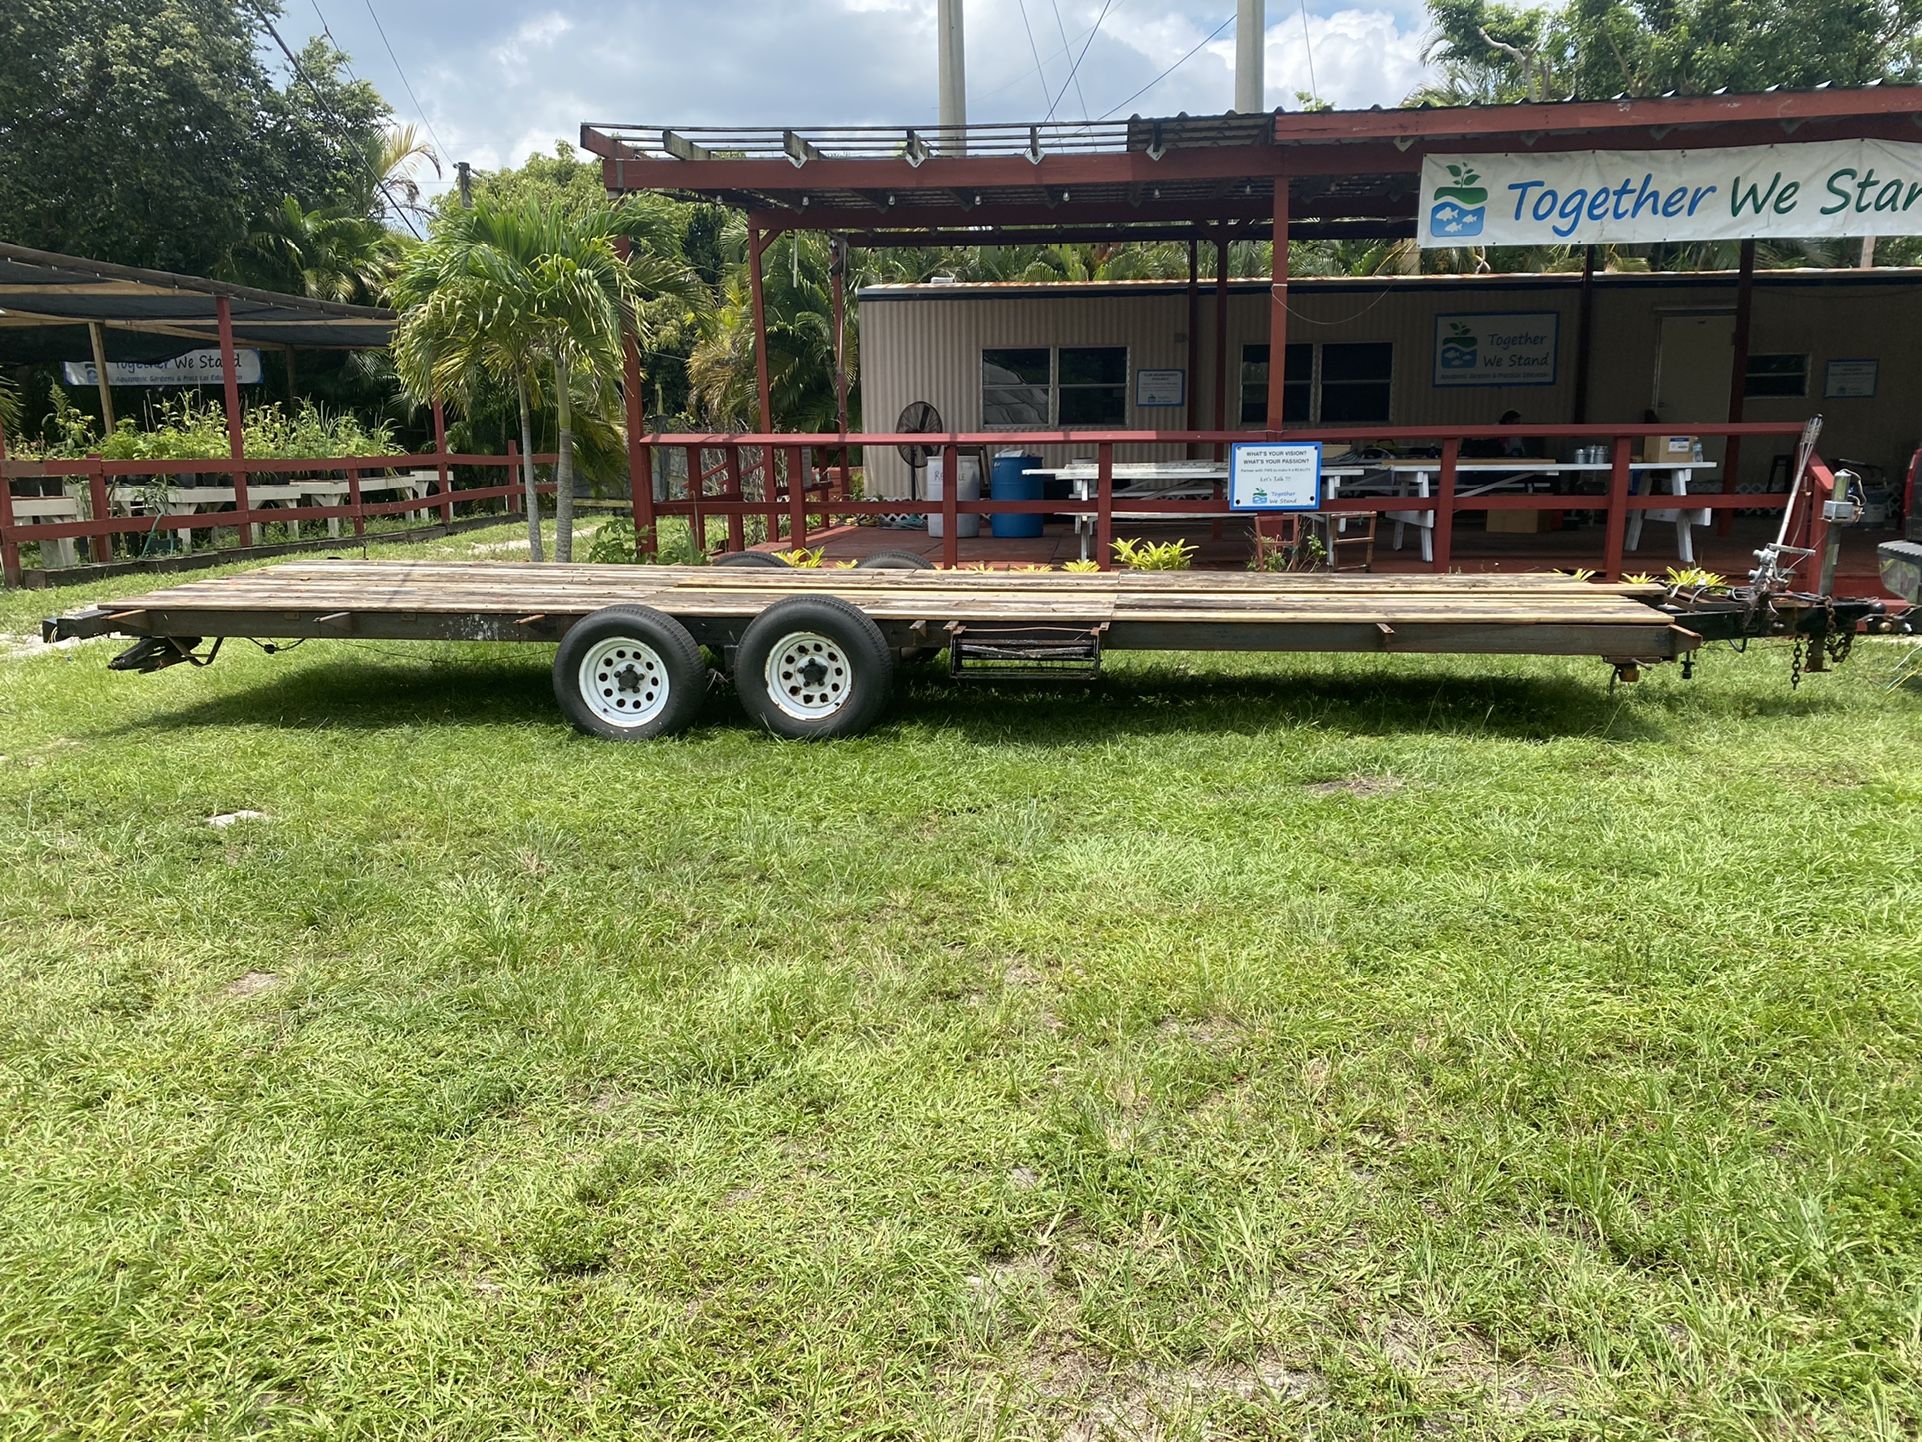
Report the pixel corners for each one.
[1212,235,1230,459]
[1603,434,1633,579]
[348,464,365,541]
[1096,442,1114,571]
[1432,438,1459,574]
[1572,246,1596,425]
[1719,239,1756,536]
[431,399,453,528]
[87,323,116,432]
[86,457,111,564]
[0,415,18,584]
[619,328,655,559]
[787,445,807,549]
[687,443,708,557]
[1185,239,1200,456]
[940,441,959,569]
[724,446,746,554]
[1265,178,1290,433]
[763,445,781,549]
[506,440,520,514]
[830,238,849,437]
[214,295,253,547]
[747,225,775,433]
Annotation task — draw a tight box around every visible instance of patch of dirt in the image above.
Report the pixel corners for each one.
[1304,775,1406,798]
[1009,1165,1043,1192]
[1377,1316,1579,1414]
[207,809,269,828]
[586,1089,629,1115]
[224,971,281,999]
[1006,1343,1326,1440]
[0,633,91,660]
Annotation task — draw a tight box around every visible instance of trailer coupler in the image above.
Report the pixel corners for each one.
[108,635,218,673]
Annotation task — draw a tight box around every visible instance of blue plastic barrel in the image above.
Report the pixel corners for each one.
[989,452,1044,539]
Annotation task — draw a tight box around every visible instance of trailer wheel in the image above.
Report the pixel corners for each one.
[855,550,933,570]
[554,605,706,740]
[713,550,791,569]
[735,596,893,739]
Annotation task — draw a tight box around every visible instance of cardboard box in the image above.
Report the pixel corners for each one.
[1641,434,1696,463]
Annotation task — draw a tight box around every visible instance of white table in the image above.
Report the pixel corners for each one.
[116,474,436,543]
[1353,459,1718,564]
[300,473,436,536]
[10,496,81,568]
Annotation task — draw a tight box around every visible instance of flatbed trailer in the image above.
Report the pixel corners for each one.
[42,558,1896,740]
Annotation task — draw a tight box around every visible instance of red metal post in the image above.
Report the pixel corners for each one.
[1603,434,1633,579]
[1432,438,1459,574]
[431,399,453,528]
[0,419,17,585]
[686,443,708,557]
[1096,442,1114,571]
[747,225,775,434]
[506,441,520,514]
[724,446,746,553]
[940,442,959,569]
[762,445,781,546]
[619,330,655,558]
[1185,240,1200,456]
[1265,179,1290,433]
[1719,239,1756,536]
[86,458,111,564]
[214,295,253,547]
[830,241,849,438]
[787,445,807,548]
[347,464,365,540]
[1805,459,1832,571]
[1212,236,1230,460]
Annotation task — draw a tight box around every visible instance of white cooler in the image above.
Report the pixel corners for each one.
[925,455,982,539]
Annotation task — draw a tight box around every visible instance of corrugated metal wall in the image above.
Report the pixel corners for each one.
[856,274,1921,497]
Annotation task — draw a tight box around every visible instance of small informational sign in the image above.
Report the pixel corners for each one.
[1823,358,1878,399]
[1433,312,1558,387]
[61,349,263,387]
[1229,441,1322,511]
[1134,368,1185,407]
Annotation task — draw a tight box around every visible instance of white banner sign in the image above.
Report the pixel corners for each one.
[1419,140,1922,247]
[1230,441,1321,511]
[1434,312,1559,387]
[61,349,263,387]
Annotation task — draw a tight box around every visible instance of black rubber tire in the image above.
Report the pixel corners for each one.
[713,550,791,568]
[734,595,894,740]
[553,605,706,740]
[855,550,934,570]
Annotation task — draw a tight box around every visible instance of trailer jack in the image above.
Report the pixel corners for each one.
[108,635,219,673]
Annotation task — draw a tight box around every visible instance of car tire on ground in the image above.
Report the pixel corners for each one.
[713,550,791,568]
[553,605,707,740]
[734,595,894,739]
[854,550,933,570]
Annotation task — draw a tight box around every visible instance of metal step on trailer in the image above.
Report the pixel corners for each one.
[949,622,1104,682]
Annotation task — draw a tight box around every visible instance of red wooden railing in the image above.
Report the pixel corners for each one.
[629,422,1814,578]
[1,445,559,586]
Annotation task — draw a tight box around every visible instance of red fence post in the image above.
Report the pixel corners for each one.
[686,444,707,558]
[723,446,746,554]
[939,442,959,569]
[629,441,655,559]
[0,466,19,588]
[1805,459,1832,576]
[86,458,111,564]
[432,400,453,528]
[1432,437,1459,574]
[347,465,365,541]
[506,441,520,514]
[1097,442,1115,571]
[1603,435,1632,580]
[214,296,253,549]
[787,445,807,549]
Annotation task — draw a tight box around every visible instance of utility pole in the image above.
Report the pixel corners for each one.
[456,160,473,208]
[1235,0,1265,113]
[938,0,967,155]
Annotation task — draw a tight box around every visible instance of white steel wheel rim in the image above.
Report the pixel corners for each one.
[764,631,853,721]
[578,637,671,728]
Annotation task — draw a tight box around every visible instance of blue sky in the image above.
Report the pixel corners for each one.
[294,0,1436,190]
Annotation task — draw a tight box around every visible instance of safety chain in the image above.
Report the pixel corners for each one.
[1823,601,1854,666]
[1790,636,1804,689]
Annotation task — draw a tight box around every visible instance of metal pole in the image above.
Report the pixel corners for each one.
[748,225,774,433]
[1235,0,1265,113]
[938,0,967,154]
[1212,236,1230,459]
[87,323,115,432]
[1265,179,1290,432]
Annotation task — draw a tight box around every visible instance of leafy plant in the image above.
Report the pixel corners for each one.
[1250,530,1326,573]
[15,389,400,463]
[1062,558,1102,573]
[1622,572,1659,585]
[1112,537,1196,571]
[1666,566,1728,589]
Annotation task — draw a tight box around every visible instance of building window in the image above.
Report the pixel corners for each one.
[1240,342,1388,425]
[981,348,1051,426]
[1057,347,1128,424]
[1745,352,1809,398]
[982,345,1129,426]
[1318,342,1394,423]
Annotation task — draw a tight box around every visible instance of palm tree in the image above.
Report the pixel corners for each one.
[391,197,703,563]
[234,195,401,304]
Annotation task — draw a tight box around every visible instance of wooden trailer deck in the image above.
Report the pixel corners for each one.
[49,559,1696,660]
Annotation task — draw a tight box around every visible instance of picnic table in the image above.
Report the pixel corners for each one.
[111,470,437,539]
[9,495,81,568]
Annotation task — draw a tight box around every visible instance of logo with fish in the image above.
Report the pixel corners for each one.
[1430,162,1487,239]
[1439,320,1479,371]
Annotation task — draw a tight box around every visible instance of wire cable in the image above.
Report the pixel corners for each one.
[359,0,453,163]
[1093,10,1234,120]
[1298,0,1320,108]
[1011,0,1056,115]
[1046,0,1092,122]
[1043,0,1118,124]
[244,0,425,240]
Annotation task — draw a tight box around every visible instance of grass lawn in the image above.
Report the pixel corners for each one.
[2,528,1919,1439]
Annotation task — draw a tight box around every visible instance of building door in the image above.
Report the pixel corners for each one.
[1654,313,1733,466]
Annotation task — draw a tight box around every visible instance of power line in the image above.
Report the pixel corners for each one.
[1298,0,1320,107]
[1043,0,1117,124]
[1046,0,1091,122]
[1093,10,1235,121]
[359,0,453,163]
[246,0,425,239]
[1011,0,1055,114]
